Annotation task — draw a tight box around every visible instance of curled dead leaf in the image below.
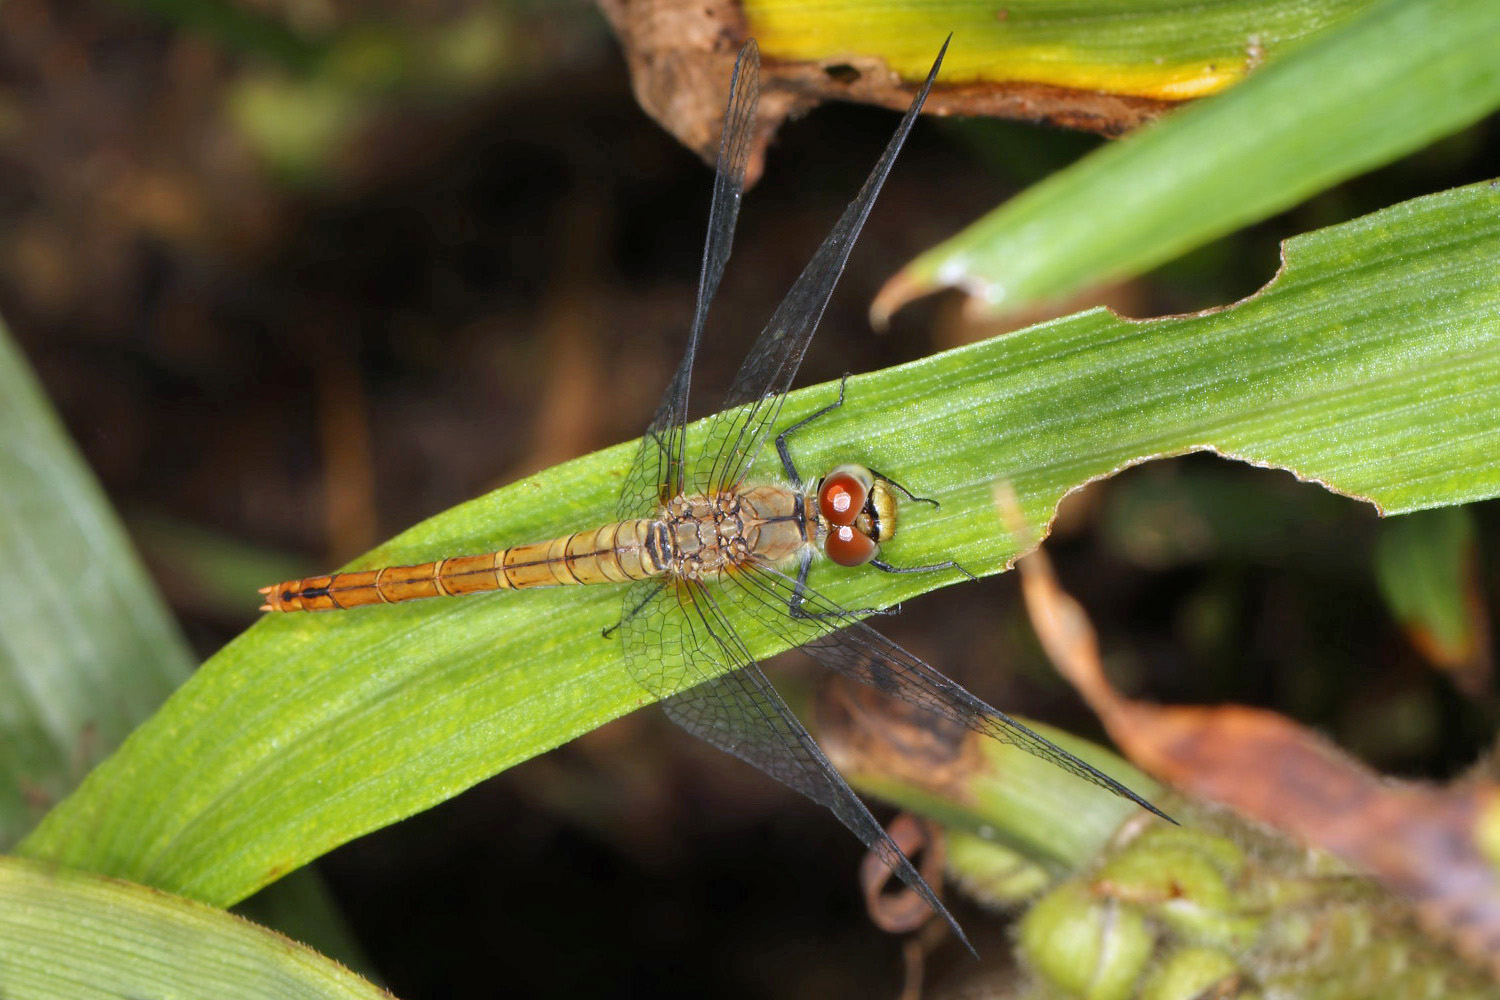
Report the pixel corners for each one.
[859,812,948,935]
[597,0,1171,180]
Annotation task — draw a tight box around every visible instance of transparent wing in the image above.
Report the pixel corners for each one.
[694,37,950,497]
[618,575,972,950]
[719,561,1173,822]
[618,40,761,519]
[616,578,689,702]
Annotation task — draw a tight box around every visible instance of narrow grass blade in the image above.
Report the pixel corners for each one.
[876,0,1500,318]
[0,327,193,846]
[0,323,370,972]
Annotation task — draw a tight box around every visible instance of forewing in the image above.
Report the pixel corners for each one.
[621,576,971,949]
[618,40,761,518]
[696,38,950,496]
[721,562,1172,822]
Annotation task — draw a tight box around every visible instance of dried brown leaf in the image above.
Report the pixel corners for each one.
[597,0,1169,179]
[1000,485,1500,978]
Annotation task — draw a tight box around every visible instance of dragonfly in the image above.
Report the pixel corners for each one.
[260,38,1167,949]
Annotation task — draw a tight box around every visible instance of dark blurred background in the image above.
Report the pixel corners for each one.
[2,1,1496,996]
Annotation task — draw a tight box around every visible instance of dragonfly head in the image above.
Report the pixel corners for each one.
[816,463,897,567]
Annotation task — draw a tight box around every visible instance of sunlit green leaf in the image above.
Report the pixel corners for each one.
[21,180,1500,907]
[876,0,1500,318]
[746,0,1368,99]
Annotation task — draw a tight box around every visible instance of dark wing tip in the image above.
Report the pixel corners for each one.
[1050,734,1177,824]
[951,916,979,959]
[1121,784,1176,824]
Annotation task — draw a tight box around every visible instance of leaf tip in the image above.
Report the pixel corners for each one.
[870,267,928,327]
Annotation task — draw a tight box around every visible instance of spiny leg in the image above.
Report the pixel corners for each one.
[871,558,977,583]
[775,374,849,486]
[873,472,941,510]
[786,549,895,621]
[863,474,975,581]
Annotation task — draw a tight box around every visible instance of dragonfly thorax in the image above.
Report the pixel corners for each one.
[814,463,897,567]
[660,485,807,580]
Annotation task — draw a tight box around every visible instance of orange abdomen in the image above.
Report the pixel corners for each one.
[260,519,664,612]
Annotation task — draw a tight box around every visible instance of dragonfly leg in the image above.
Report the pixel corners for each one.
[775,374,849,486]
[871,471,941,510]
[786,549,895,621]
[871,558,978,583]
[603,580,665,638]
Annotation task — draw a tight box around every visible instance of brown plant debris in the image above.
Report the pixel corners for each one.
[996,483,1500,979]
[596,0,1170,180]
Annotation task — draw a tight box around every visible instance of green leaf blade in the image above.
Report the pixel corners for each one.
[1374,507,1482,671]
[877,0,1500,318]
[21,179,1500,907]
[745,0,1370,99]
[0,319,374,978]
[0,856,388,999]
[0,328,195,847]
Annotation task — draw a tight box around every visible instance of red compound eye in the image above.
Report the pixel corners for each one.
[826,524,878,567]
[819,469,868,526]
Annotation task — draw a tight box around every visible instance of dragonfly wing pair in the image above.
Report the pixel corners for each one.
[616,37,1164,952]
[616,38,982,949]
[719,562,1167,809]
[615,42,761,521]
[251,33,1168,952]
